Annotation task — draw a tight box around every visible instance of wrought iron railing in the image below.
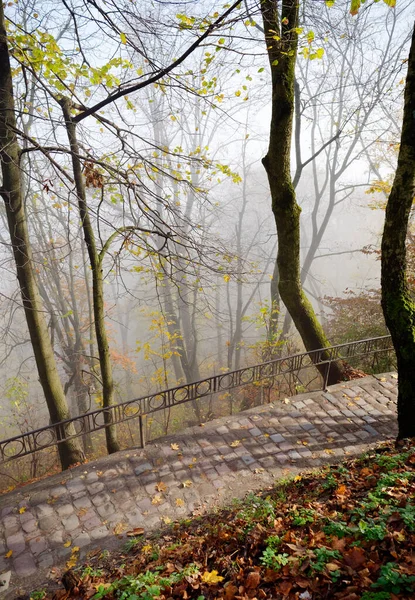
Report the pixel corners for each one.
[0,335,395,464]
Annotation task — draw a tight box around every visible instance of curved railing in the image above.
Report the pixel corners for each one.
[0,335,395,464]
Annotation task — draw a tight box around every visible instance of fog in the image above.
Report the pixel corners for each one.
[0,0,412,477]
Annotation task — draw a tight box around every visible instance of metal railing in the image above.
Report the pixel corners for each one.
[0,335,395,464]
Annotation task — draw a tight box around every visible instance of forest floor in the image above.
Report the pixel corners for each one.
[0,373,399,599]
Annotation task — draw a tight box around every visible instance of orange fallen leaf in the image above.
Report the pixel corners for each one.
[5,550,12,559]
[126,527,144,537]
[335,484,348,496]
[155,481,167,493]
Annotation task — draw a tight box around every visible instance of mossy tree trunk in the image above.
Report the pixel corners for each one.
[381,23,415,439]
[0,3,84,469]
[260,0,346,385]
[61,98,120,454]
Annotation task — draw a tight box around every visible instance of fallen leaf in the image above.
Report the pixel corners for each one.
[335,484,348,496]
[230,440,241,447]
[126,527,145,537]
[155,481,167,493]
[152,494,163,505]
[176,498,185,507]
[201,570,224,585]
[254,468,265,474]
[276,580,292,595]
[245,571,260,589]
[182,480,193,488]
[283,397,290,404]
[331,537,347,551]
[360,467,373,477]
[18,507,26,514]
[170,443,180,450]
[113,522,128,535]
[326,562,340,571]
[324,449,334,455]
[344,546,366,570]
[66,546,80,569]
[63,540,72,548]
[5,550,12,558]
[224,583,238,599]
[161,516,172,524]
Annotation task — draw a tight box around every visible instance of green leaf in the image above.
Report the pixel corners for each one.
[120,32,127,44]
[350,0,361,15]
[258,67,265,73]
[271,59,279,66]
[316,48,324,59]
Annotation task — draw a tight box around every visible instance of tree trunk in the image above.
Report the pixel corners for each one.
[61,98,120,454]
[260,0,346,385]
[0,5,84,469]
[381,23,415,439]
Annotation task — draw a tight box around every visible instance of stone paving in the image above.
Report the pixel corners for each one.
[0,373,398,597]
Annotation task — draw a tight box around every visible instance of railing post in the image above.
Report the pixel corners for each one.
[139,415,145,448]
[323,360,331,392]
